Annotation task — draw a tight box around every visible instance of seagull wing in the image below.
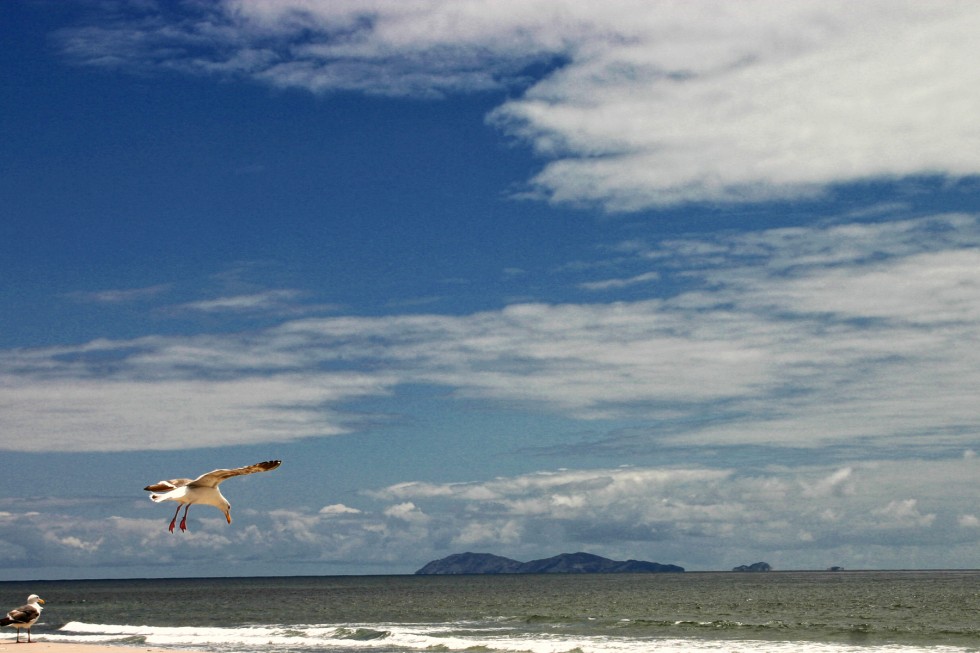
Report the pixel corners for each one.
[187,460,282,488]
[5,605,38,624]
[144,478,193,493]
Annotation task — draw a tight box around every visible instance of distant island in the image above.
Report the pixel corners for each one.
[415,551,685,575]
[732,561,772,572]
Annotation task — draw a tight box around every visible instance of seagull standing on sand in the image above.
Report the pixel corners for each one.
[144,460,282,532]
[1,594,45,643]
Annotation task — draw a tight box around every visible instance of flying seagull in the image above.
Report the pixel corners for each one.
[144,460,282,532]
[1,594,44,643]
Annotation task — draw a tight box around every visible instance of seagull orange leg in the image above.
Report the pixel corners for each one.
[179,505,190,532]
[169,504,182,533]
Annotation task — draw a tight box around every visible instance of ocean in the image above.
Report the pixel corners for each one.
[6,571,979,653]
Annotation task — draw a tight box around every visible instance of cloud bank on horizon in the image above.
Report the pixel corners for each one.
[3,0,980,577]
[2,460,979,575]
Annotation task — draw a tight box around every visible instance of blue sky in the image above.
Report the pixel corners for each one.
[2,0,980,579]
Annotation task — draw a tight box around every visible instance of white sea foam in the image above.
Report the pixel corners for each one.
[55,621,971,653]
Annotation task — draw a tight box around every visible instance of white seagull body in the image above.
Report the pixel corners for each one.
[144,460,282,532]
[1,594,44,643]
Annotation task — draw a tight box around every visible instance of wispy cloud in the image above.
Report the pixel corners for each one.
[151,285,341,320]
[580,271,659,291]
[67,284,172,304]
[56,1,980,208]
[170,289,312,314]
[2,213,979,458]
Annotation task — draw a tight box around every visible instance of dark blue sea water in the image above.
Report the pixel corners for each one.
[5,571,979,653]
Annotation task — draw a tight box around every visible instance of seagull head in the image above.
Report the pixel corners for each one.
[26,595,43,605]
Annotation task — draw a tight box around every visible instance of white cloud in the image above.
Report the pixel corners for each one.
[45,533,104,553]
[58,1,980,208]
[492,3,980,208]
[0,374,388,452]
[3,213,980,455]
[580,272,659,291]
[800,468,854,499]
[872,499,936,529]
[67,284,172,304]
[454,519,523,547]
[320,504,362,516]
[171,290,305,314]
[384,502,430,524]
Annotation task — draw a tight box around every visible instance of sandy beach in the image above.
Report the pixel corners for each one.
[0,644,185,653]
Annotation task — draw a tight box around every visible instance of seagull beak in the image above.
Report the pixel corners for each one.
[224,510,232,524]
[38,600,45,605]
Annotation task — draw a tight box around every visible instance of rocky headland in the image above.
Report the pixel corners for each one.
[415,551,685,575]
[732,561,773,572]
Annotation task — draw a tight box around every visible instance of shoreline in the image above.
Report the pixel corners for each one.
[0,643,189,653]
